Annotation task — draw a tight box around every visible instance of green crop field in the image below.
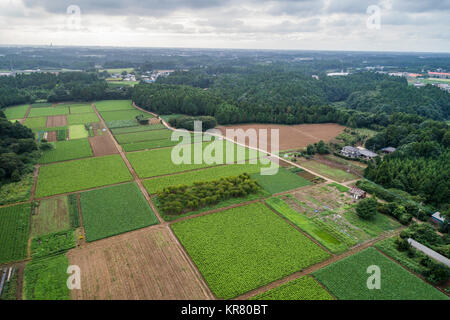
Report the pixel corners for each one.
[24,254,70,300]
[300,161,358,182]
[30,230,75,258]
[3,104,29,119]
[100,110,154,121]
[115,129,171,144]
[122,139,181,152]
[343,210,401,238]
[127,141,266,178]
[171,202,329,299]
[39,139,93,164]
[94,100,134,112]
[250,167,312,194]
[313,248,448,300]
[28,106,69,117]
[251,276,334,300]
[67,113,99,125]
[111,123,165,134]
[24,117,47,129]
[69,104,93,114]
[35,155,133,198]
[69,124,89,139]
[31,196,72,237]
[143,163,264,194]
[0,203,31,263]
[80,183,158,241]
[266,197,351,253]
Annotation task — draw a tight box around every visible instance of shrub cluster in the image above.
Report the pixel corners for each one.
[158,173,259,215]
[169,115,217,131]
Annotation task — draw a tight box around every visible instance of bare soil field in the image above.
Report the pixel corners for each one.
[46,131,57,142]
[67,226,212,300]
[46,115,67,127]
[89,134,119,157]
[217,123,345,151]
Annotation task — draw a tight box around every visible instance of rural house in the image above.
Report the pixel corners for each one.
[341,146,360,158]
[349,187,366,200]
[431,212,446,225]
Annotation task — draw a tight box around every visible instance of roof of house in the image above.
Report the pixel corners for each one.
[349,187,366,196]
[359,149,378,158]
[408,238,450,268]
[432,212,445,222]
[381,147,396,152]
[342,146,359,153]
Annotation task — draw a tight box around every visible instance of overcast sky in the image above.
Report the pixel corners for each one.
[0,0,449,52]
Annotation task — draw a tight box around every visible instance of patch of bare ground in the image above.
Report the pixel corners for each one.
[67,226,213,300]
[88,134,119,157]
[217,123,345,151]
[46,115,67,127]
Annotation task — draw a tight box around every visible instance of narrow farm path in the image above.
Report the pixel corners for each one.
[234,228,403,300]
[19,104,32,124]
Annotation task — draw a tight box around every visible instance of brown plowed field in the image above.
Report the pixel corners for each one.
[89,134,119,157]
[46,131,57,142]
[46,115,67,127]
[67,226,213,300]
[217,123,345,151]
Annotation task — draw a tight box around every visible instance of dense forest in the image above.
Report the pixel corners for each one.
[0,111,39,184]
[0,72,131,108]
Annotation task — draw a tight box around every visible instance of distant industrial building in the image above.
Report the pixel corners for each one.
[428,71,450,79]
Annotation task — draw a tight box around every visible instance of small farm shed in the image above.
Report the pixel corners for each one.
[381,147,396,154]
[349,187,366,200]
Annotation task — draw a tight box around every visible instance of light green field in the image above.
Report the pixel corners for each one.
[35,155,133,198]
[172,202,330,299]
[250,167,312,194]
[24,117,47,129]
[100,110,154,122]
[69,104,94,114]
[122,139,181,152]
[94,100,134,112]
[115,129,171,144]
[110,124,165,134]
[127,141,266,178]
[67,113,99,125]
[107,80,139,87]
[29,106,69,117]
[69,125,89,139]
[3,104,29,119]
[38,139,93,164]
[102,68,134,74]
[300,160,358,182]
[143,163,264,194]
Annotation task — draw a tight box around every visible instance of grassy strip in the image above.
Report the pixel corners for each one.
[100,110,153,122]
[67,194,80,228]
[29,106,69,117]
[110,123,165,134]
[67,113,99,125]
[3,104,29,119]
[94,100,134,112]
